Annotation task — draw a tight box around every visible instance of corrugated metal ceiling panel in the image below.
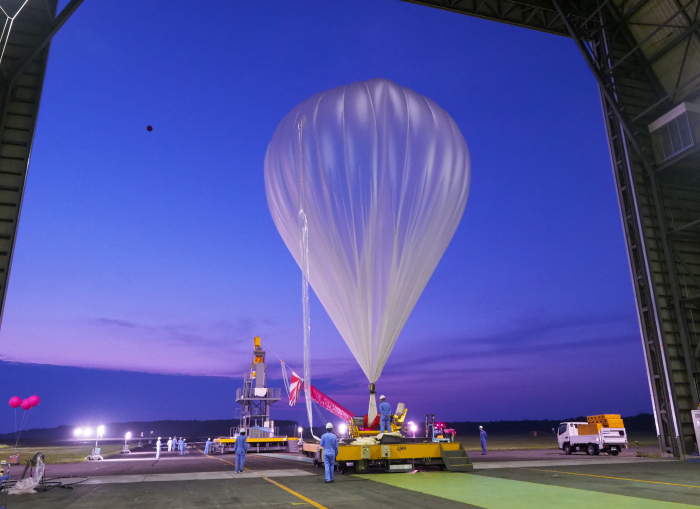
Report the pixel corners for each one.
[614,0,700,102]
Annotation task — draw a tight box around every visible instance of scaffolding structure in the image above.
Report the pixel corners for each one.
[235,337,281,439]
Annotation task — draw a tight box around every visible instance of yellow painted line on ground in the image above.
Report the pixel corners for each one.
[523,468,700,489]
[263,477,327,509]
[195,446,248,471]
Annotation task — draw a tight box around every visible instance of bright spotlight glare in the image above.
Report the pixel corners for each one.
[339,424,347,434]
[410,424,417,432]
[84,428,92,436]
[97,425,105,436]
[74,428,83,437]
[125,432,132,439]
[298,427,303,433]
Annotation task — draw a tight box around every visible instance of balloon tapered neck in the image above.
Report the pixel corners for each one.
[369,383,375,394]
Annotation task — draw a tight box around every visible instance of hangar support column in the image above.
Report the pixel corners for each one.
[0,0,84,325]
[402,0,700,458]
[552,0,700,458]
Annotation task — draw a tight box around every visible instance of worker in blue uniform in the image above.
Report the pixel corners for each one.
[178,437,184,455]
[319,422,339,483]
[234,428,248,473]
[379,395,392,433]
[155,437,162,459]
[204,438,212,455]
[479,426,487,455]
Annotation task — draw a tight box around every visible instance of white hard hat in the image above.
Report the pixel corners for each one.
[479,426,483,429]
[240,428,246,433]
[326,422,333,429]
[158,437,161,440]
[380,395,386,400]
[208,438,211,441]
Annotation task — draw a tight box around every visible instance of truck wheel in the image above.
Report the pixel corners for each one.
[563,444,572,455]
[587,444,598,456]
[611,448,619,456]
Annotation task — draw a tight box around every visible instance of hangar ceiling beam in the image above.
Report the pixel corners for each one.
[6,0,84,84]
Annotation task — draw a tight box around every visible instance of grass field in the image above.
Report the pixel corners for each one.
[455,433,659,451]
[0,444,125,464]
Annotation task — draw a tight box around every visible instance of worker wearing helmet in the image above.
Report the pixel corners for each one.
[167,437,173,452]
[155,437,162,459]
[479,426,487,455]
[204,438,213,455]
[178,437,184,455]
[319,423,338,483]
[379,395,392,433]
[234,428,248,473]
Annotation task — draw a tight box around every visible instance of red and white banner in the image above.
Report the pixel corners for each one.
[309,385,355,423]
[287,371,355,423]
[289,371,303,407]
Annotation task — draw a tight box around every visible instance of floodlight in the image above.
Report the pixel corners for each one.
[84,428,92,436]
[97,425,105,437]
[298,427,303,433]
[125,432,132,440]
[339,424,347,435]
[74,428,83,437]
[410,424,417,432]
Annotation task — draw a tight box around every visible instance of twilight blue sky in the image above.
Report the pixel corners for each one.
[0,0,652,433]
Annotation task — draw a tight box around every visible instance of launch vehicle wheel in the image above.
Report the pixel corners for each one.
[563,444,572,455]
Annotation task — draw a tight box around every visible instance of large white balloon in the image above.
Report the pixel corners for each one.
[265,78,470,385]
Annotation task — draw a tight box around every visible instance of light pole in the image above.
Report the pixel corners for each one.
[121,432,132,454]
[96,425,105,448]
[88,426,105,461]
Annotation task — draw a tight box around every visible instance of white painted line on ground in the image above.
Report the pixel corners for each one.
[83,475,148,484]
[473,457,674,470]
[250,453,314,464]
[81,469,316,484]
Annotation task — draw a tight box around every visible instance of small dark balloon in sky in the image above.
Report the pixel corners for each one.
[146,125,153,131]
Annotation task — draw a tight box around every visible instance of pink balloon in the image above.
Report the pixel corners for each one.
[20,399,31,410]
[8,396,21,408]
[28,395,39,407]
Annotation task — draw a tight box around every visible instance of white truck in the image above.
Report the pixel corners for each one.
[557,421,628,456]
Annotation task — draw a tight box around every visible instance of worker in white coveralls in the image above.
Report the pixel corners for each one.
[379,395,392,433]
[156,437,162,459]
[320,422,339,483]
[167,437,173,452]
[480,426,487,455]
[204,438,212,455]
[234,428,248,473]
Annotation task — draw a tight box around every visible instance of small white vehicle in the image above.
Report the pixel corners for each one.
[557,422,627,456]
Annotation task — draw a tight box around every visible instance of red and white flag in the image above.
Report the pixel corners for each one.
[289,371,303,406]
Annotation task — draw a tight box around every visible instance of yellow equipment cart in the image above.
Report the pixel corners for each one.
[302,440,472,473]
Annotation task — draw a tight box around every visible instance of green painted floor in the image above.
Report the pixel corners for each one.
[357,471,699,509]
